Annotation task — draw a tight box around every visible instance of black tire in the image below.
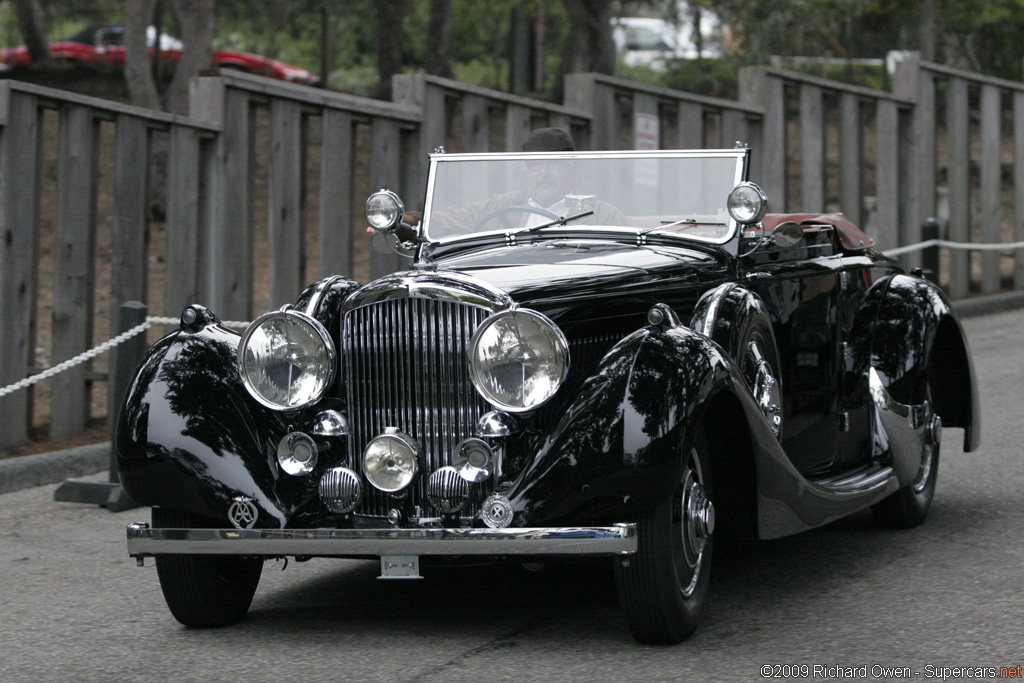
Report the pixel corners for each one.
[614,430,714,644]
[152,507,263,627]
[872,385,941,528]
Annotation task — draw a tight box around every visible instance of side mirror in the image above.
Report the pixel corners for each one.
[771,221,804,248]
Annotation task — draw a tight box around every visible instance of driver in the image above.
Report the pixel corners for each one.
[409,128,626,235]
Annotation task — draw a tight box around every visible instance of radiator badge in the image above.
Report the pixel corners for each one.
[481,494,513,529]
[228,496,258,529]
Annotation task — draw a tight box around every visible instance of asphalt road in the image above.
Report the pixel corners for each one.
[1,310,1021,683]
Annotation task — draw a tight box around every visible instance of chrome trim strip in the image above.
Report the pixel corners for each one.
[345,271,513,313]
[690,282,737,336]
[427,149,749,163]
[127,523,638,557]
[303,275,346,317]
[809,464,895,494]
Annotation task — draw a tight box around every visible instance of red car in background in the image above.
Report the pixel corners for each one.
[0,23,318,85]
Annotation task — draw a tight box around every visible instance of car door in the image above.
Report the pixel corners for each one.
[742,226,849,475]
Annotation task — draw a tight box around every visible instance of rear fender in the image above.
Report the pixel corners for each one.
[866,274,980,451]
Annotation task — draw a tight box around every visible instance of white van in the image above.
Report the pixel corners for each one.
[612,15,722,70]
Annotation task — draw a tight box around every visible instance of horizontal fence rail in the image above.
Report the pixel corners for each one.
[2,55,1024,450]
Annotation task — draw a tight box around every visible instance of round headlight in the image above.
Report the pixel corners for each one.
[469,309,569,413]
[365,189,405,232]
[727,181,768,224]
[363,430,420,493]
[238,310,336,411]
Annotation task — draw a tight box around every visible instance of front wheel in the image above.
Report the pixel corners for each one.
[152,507,263,627]
[614,431,714,644]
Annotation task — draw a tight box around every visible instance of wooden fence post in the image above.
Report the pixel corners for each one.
[0,88,41,449]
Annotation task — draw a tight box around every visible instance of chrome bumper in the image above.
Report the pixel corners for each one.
[126,522,637,557]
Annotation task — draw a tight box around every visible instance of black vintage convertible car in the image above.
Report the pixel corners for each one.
[118,144,979,644]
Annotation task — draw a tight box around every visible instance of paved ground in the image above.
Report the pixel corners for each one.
[0,310,1020,682]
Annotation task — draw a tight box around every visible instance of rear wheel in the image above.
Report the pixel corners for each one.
[614,430,714,644]
[152,507,263,627]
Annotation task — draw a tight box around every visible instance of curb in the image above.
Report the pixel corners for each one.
[952,290,1024,318]
[0,441,111,496]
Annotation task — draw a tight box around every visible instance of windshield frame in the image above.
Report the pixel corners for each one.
[421,148,750,246]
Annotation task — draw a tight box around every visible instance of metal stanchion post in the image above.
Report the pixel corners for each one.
[54,301,146,511]
[922,218,940,286]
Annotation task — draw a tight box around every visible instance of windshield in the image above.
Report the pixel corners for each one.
[422,150,747,244]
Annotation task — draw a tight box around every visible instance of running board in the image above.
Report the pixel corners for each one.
[807,464,895,494]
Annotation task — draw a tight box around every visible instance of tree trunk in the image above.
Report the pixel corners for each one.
[374,0,412,100]
[509,2,535,94]
[165,0,214,115]
[124,0,161,110]
[425,0,453,79]
[554,0,614,101]
[919,0,935,62]
[320,2,334,88]
[12,0,51,63]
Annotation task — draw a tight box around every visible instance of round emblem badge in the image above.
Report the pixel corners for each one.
[228,496,258,529]
[481,494,513,529]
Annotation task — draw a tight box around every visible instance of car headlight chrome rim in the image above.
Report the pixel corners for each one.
[469,308,569,413]
[238,309,336,411]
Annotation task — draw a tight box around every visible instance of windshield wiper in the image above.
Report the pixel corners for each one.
[511,210,595,237]
[637,218,726,238]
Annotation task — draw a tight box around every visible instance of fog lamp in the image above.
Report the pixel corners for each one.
[363,429,420,493]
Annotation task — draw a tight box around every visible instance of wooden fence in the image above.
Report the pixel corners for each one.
[739,66,916,256]
[2,57,1023,449]
[894,56,1024,298]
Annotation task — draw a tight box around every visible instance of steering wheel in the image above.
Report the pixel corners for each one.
[474,205,559,230]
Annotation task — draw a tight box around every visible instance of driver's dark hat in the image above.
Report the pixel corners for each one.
[523,127,575,152]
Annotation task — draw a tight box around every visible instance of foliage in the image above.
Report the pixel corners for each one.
[8,0,1024,95]
[660,56,740,100]
[706,0,1024,80]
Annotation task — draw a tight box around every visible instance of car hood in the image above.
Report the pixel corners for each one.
[432,238,728,303]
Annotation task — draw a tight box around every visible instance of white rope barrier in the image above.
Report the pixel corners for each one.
[0,315,250,399]
[883,238,1024,257]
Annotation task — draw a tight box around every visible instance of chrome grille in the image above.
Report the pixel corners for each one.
[342,297,491,517]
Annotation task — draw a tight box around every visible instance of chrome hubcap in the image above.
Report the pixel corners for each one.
[679,450,714,597]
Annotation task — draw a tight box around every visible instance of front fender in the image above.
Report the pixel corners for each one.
[115,317,297,528]
[505,315,736,526]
